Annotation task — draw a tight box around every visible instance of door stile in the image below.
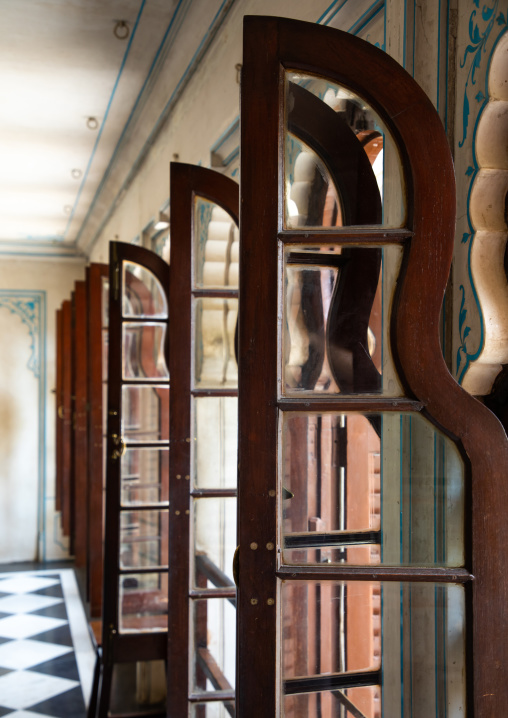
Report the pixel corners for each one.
[168,162,239,716]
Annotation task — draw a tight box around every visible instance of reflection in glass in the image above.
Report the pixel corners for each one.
[194,197,239,289]
[193,498,236,589]
[281,581,465,718]
[122,323,169,380]
[194,298,238,388]
[284,73,405,228]
[194,397,237,489]
[281,412,464,567]
[119,572,168,633]
[122,385,169,442]
[120,510,169,569]
[283,246,403,396]
[123,262,168,318]
[101,277,109,328]
[191,598,236,693]
[121,448,169,505]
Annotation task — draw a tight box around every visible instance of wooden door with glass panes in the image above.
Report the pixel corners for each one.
[86,263,109,619]
[72,280,88,568]
[168,163,239,717]
[97,242,170,718]
[237,16,508,718]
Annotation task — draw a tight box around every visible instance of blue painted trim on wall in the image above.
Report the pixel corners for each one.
[0,291,46,560]
[64,0,147,240]
[85,0,238,254]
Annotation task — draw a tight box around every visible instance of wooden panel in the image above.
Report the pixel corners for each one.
[72,280,88,567]
[60,299,73,539]
[86,263,108,618]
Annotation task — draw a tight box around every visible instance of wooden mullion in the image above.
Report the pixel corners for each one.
[279,228,412,244]
[276,565,473,583]
[277,398,423,413]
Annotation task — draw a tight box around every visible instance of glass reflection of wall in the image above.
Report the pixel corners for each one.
[280,77,466,717]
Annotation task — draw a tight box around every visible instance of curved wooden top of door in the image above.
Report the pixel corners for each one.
[240,15,508,716]
[167,162,239,717]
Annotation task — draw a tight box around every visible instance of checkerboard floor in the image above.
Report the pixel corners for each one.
[0,570,95,717]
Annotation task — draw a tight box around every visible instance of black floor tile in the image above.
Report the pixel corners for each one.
[0,706,14,716]
[31,601,68,620]
[29,685,86,718]
[31,624,73,647]
[0,637,11,646]
[0,593,10,599]
[33,583,64,598]
[31,652,80,681]
[0,666,12,677]
[0,614,11,622]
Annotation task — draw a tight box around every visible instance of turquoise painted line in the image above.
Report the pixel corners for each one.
[409,415,412,564]
[400,415,403,564]
[222,147,239,167]
[211,116,240,153]
[86,0,237,254]
[40,292,47,562]
[403,0,408,68]
[0,251,84,259]
[433,432,437,564]
[348,0,384,36]
[412,0,416,77]
[75,0,192,247]
[318,0,350,26]
[436,0,443,113]
[64,0,147,240]
[434,585,439,718]
[400,584,404,717]
[444,1,451,129]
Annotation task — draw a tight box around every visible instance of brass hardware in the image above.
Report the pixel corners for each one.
[57,405,64,419]
[185,510,190,515]
[269,490,276,497]
[250,598,258,606]
[111,433,126,459]
[266,542,274,551]
[267,598,275,606]
[232,545,240,587]
[175,510,180,516]
[176,474,181,479]
[250,542,258,550]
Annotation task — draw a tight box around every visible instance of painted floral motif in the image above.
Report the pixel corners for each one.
[455,3,507,381]
[0,295,41,377]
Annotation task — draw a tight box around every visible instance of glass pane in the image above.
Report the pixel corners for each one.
[119,572,168,633]
[123,261,168,318]
[102,328,108,379]
[283,245,403,396]
[122,323,169,380]
[194,197,238,289]
[284,73,405,228]
[191,598,236,692]
[193,498,236,589]
[281,581,465,718]
[190,702,235,717]
[120,510,169,569]
[121,448,169,505]
[101,277,109,328]
[122,385,169,442]
[281,412,464,567]
[194,397,237,489]
[194,298,238,388]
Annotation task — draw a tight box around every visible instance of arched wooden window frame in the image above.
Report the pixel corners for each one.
[167,162,240,716]
[237,15,508,717]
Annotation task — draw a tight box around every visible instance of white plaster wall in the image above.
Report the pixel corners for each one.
[0,257,86,562]
[88,0,334,263]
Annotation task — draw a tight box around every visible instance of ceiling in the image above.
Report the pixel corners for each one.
[0,0,234,259]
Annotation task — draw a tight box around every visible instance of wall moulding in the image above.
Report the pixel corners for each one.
[461,28,508,395]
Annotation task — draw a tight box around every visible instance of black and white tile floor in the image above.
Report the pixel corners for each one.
[0,569,95,718]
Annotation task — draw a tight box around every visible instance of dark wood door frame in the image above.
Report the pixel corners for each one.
[238,15,508,716]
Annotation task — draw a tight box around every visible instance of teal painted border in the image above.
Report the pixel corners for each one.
[0,290,47,560]
[456,5,507,382]
[85,0,237,254]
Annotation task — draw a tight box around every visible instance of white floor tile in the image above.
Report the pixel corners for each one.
[0,593,63,615]
[0,613,67,640]
[0,576,60,595]
[0,669,78,709]
[1,712,54,717]
[0,638,72,670]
